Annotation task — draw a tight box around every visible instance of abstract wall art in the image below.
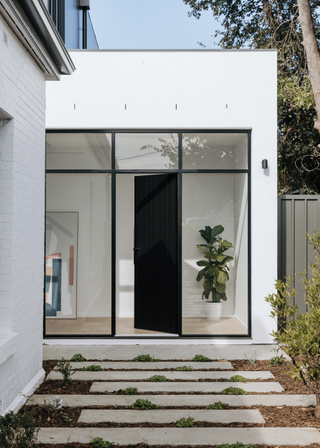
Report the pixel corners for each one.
[46,212,78,318]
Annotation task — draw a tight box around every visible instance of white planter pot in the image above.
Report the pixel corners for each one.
[205,301,222,321]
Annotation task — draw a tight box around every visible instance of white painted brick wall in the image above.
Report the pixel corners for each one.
[0,13,46,413]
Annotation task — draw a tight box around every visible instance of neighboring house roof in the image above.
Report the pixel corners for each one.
[0,0,75,79]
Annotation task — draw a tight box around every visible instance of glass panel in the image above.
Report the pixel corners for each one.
[115,133,178,169]
[182,133,248,169]
[182,173,248,335]
[46,133,112,169]
[45,173,112,335]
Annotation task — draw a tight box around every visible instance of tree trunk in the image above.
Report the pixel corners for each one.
[297,0,320,134]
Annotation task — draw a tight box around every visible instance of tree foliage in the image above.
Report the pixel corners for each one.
[265,230,320,413]
[183,0,320,193]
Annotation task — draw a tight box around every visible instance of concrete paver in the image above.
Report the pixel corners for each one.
[78,409,265,424]
[43,344,287,361]
[90,381,284,393]
[37,427,320,445]
[27,393,317,407]
[48,370,273,381]
[66,361,234,370]
[26,395,316,407]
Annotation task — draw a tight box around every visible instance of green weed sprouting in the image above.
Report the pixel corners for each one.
[192,354,211,362]
[70,353,86,362]
[269,354,286,367]
[175,365,193,371]
[129,399,158,410]
[220,387,249,395]
[90,437,114,448]
[134,354,158,362]
[208,401,228,410]
[83,365,102,371]
[122,387,138,395]
[230,375,248,383]
[149,375,167,382]
[176,416,195,427]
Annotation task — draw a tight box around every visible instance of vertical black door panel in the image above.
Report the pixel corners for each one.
[134,174,177,334]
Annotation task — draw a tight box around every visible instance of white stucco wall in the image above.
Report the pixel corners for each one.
[46,50,277,343]
[0,13,46,414]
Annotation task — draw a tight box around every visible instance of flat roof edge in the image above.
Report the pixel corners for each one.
[68,49,277,53]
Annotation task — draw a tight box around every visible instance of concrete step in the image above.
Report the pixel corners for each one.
[27,393,317,407]
[65,361,233,370]
[37,427,320,445]
[43,344,285,361]
[47,370,273,381]
[78,409,265,424]
[90,381,284,393]
[27,393,316,407]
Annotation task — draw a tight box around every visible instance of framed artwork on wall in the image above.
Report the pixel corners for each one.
[45,212,78,318]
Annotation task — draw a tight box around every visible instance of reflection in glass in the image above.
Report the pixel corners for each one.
[182,173,248,335]
[46,133,112,169]
[116,133,178,169]
[182,133,248,169]
[45,173,112,335]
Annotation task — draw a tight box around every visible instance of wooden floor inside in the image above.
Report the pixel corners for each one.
[45,316,247,336]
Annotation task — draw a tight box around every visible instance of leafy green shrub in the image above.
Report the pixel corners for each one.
[176,416,195,427]
[265,230,320,416]
[149,374,167,382]
[56,358,75,385]
[208,401,228,410]
[0,410,39,448]
[230,375,248,383]
[83,365,102,371]
[122,387,138,395]
[192,354,211,362]
[70,353,86,362]
[216,443,256,448]
[221,387,248,395]
[90,438,114,448]
[244,351,257,365]
[175,365,193,371]
[269,354,287,367]
[129,399,158,410]
[134,354,158,362]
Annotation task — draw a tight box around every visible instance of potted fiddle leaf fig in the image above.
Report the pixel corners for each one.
[196,225,233,321]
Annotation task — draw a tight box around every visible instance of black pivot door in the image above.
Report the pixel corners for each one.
[134,174,178,334]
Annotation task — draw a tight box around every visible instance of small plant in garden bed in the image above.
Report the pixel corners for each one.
[90,437,114,448]
[128,399,158,410]
[176,416,195,427]
[0,410,39,448]
[230,374,248,382]
[56,358,75,385]
[192,354,211,362]
[244,350,257,365]
[71,353,86,362]
[83,365,102,371]
[122,387,138,395]
[134,354,158,362]
[175,365,193,371]
[43,396,63,413]
[149,374,167,382]
[208,401,228,409]
[221,387,249,395]
[216,443,256,448]
[269,354,287,366]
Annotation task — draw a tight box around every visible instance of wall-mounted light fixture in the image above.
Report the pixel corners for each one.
[262,159,268,169]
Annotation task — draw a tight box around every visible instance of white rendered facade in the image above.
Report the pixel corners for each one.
[0,0,74,414]
[46,50,277,343]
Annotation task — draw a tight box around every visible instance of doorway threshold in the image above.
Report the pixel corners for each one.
[115,334,179,338]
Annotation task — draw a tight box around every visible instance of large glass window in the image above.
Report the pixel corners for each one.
[182,133,248,170]
[116,133,178,169]
[45,173,112,335]
[182,173,248,335]
[46,133,112,170]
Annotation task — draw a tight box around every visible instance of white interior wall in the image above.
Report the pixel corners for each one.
[46,174,112,318]
[46,50,278,343]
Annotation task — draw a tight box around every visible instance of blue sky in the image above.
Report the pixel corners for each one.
[89,0,219,49]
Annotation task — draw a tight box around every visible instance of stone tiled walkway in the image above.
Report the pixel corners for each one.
[27,344,320,445]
